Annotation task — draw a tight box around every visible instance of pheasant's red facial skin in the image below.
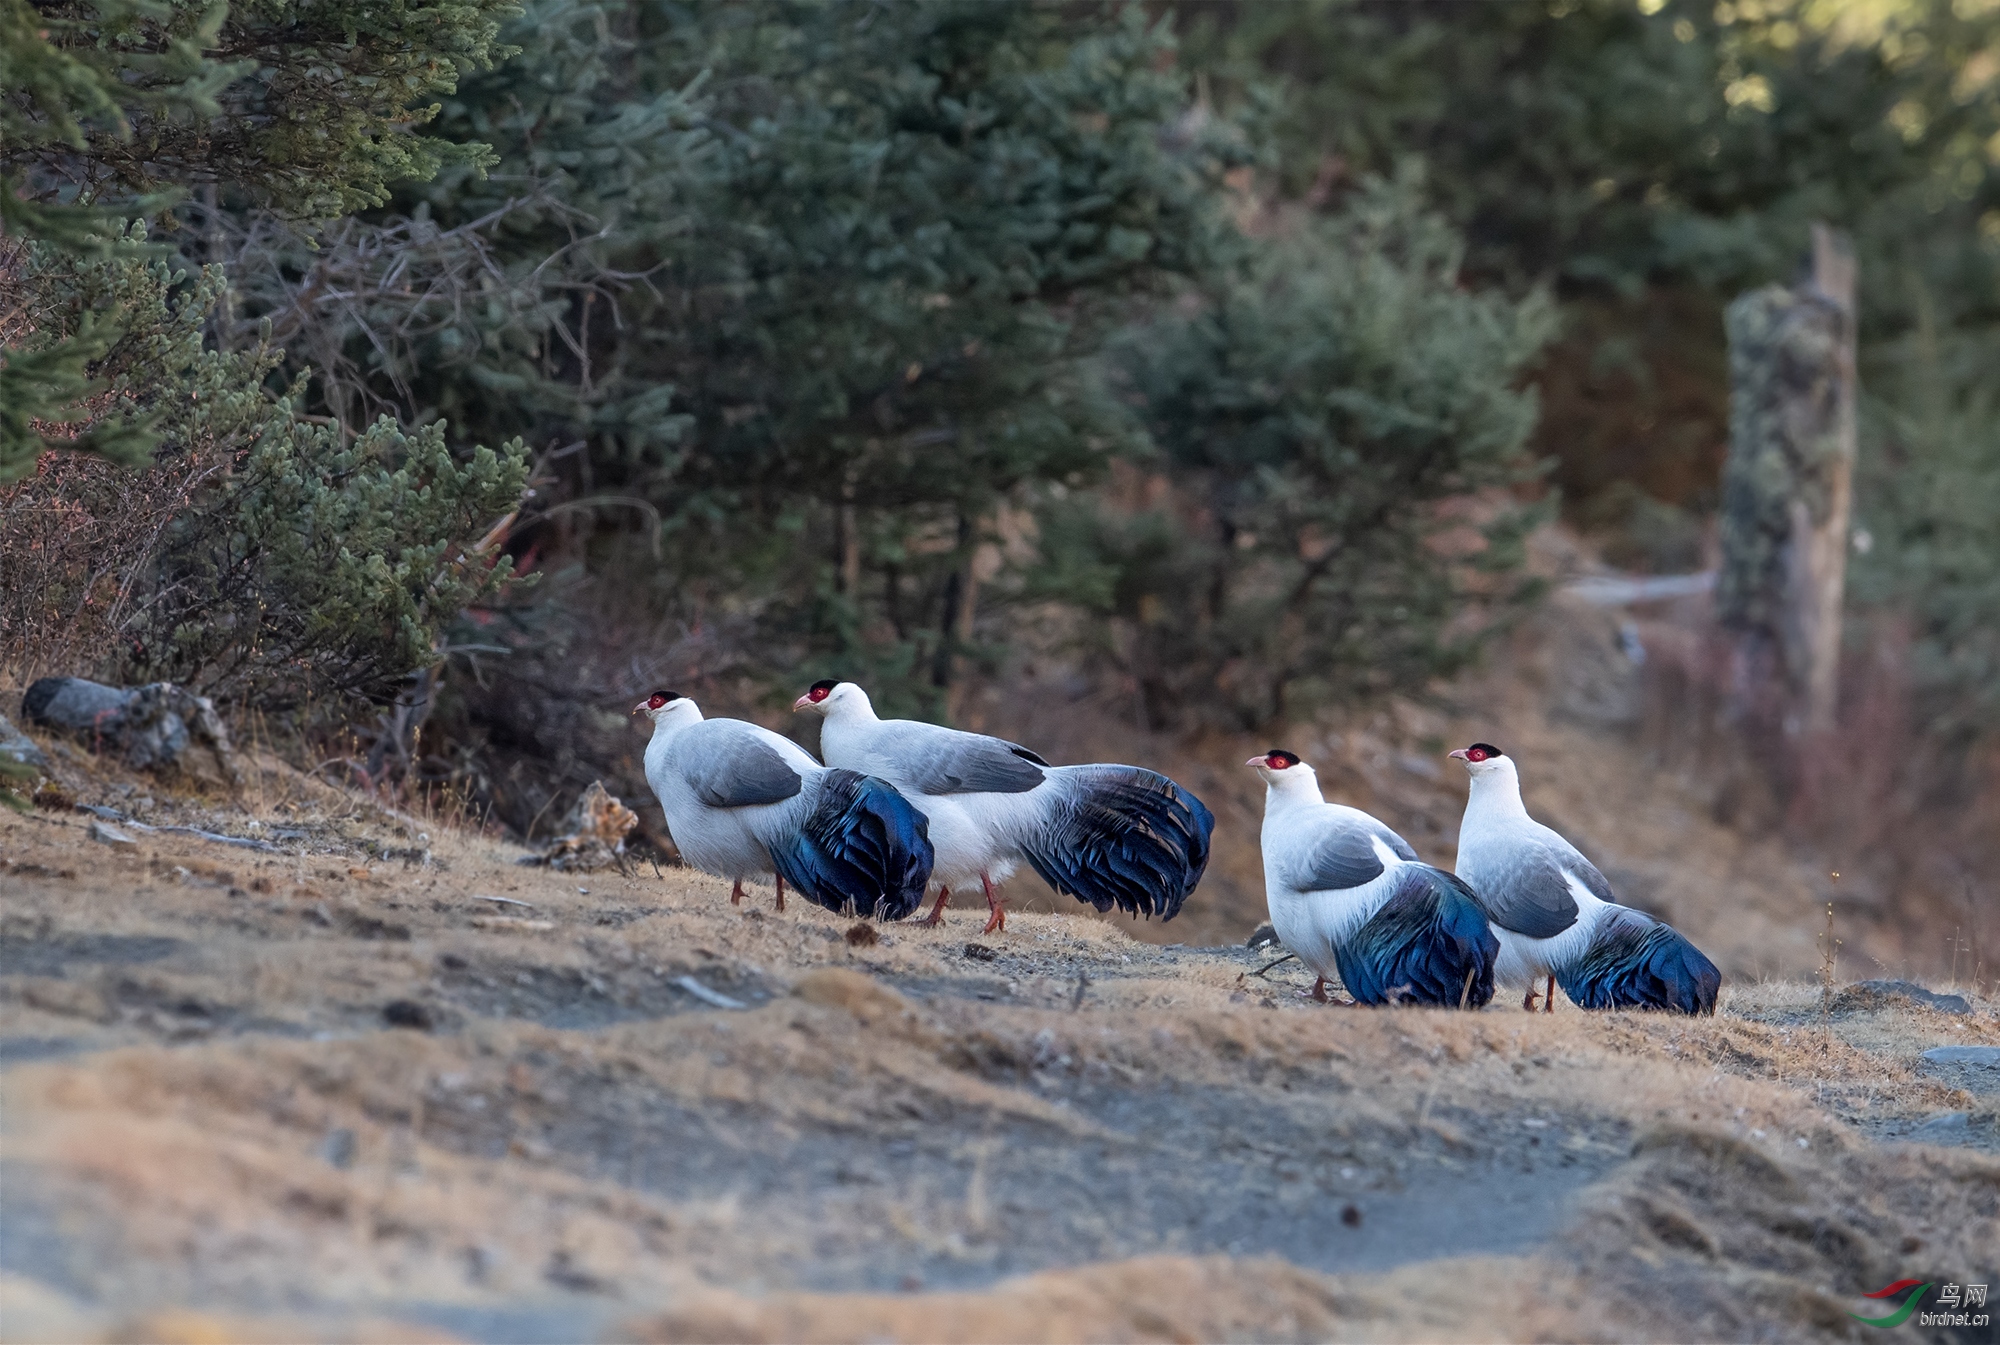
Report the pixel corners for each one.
[648,693,669,710]
[1246,748,1302,770]
[794,679,840,713]
[1449,743,1504,764]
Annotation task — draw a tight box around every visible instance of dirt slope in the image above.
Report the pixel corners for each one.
[2,739,1997,1343]
[956,587,1842,981]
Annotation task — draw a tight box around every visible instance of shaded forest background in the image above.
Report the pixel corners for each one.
[5,0,1997,961]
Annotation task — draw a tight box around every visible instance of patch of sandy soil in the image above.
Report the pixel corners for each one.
[2,733,1998,1343]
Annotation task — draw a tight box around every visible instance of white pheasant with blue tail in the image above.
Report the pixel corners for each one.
[1250,749,1497,1008]
[634,691,933,920]
[795,680,1213,933]
[1450,742,1720,1014]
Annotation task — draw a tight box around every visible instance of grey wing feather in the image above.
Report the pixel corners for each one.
[1554,838,1618,904]
[1474,835,1583,939]
[682,733,805,808]
[1289,816,1414,892]
[1378,824,1419,863]
[881,722,1047,795]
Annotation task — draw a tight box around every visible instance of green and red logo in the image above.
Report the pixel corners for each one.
[1850,1278,1991,1329]
[1849,1280,1932,1329]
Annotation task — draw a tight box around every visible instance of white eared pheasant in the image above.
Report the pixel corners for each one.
[633,691,933,920]
[793,680,1213,933]
[1250,749,1497,1008]
[1449,743,1720,1015]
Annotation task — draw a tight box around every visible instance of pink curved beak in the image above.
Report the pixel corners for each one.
[1245,754,1271,768]
[1447,748,1470,761]
[791,694,813,712]
[632,700,650,716]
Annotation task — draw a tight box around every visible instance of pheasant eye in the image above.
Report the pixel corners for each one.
[809,687,829,703]
[649,694,667,709]
[1466,748,1487,762]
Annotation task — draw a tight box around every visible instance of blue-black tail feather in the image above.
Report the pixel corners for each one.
[1333,865,1498,1009]
[1557,909,1720,1014]
[1019,765,1214,921]
[768,770,934,921]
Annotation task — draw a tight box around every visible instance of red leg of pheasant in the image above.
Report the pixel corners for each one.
[1297,978,1352,1005]
[774,875,786,913]
[730,880,745,906]
[1542,974,1555,1014]
[920,887,951,927]
[979,873,1006,935]
[1522,985,1539,1012]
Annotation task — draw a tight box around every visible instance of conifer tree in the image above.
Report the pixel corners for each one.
[1,0,519,474]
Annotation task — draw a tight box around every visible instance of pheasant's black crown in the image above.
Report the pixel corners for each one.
[647,689,684,707]
[1467,742,1503,758]
[809,678,838,694]
[1264,749,1300,768]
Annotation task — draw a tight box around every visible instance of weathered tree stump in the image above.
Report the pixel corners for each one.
[521,780,639,872]
[1716,224,1856,740]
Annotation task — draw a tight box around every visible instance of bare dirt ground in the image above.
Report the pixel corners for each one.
[3,731,1998,1343]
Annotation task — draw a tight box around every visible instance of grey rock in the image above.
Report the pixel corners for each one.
[320,1127,357,1169]
[382,1000,436,1031]
[22,678,241,788]
[1854,978,1971,1014]
[23,678,130,731]
[88,820,137,848]
[1911,1111,1971,1140]
[0,713,48,772]
[1246,922,1280,950]
[1921,1046,2000,1068]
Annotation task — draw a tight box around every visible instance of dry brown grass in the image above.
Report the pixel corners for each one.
[623,1253,1591,1344]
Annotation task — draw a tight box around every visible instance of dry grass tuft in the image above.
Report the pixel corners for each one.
[621,1254,1589,1345]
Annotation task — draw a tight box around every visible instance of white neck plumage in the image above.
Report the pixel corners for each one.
[826,686,881,724]
[646,703,704,746]
[1263,769,1326,810]
[1463,758,1531,825]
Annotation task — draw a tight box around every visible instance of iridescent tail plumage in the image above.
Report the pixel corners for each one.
[1333,865,1499,1008]
[1558,907,1720,1014]
[769,770,934,920]
[1019,765,1214,921]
